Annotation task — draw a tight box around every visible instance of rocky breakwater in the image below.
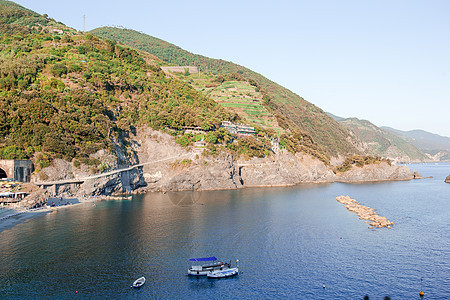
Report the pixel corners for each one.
[336,195,394,229]
[445,175,450,183]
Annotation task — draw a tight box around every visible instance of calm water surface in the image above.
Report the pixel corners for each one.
[1,163,449,299]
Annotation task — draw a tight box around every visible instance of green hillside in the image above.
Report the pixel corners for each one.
[90,27,358,158]
[339,118,428,161]
[382,127,450,152]
[382,127,450,161]
[0,1,229,167]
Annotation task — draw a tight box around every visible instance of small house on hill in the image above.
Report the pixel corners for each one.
[221,121,255,136]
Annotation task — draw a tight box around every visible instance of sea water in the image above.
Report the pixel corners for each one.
[0,163,449,299]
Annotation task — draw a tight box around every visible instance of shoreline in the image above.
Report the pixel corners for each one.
[0,207,52,233]
[0,194,137,234]
[0,197,95,234]
[0,174,418,234]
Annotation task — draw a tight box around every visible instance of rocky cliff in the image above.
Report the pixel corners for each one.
[238,153,335,187]
[335,162,413,182]
[26,126,415,206]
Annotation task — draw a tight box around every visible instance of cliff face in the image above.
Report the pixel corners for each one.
[238,153,335,187]
[141,153,242,192]
[134,128,413,191]
[133,127,240,192]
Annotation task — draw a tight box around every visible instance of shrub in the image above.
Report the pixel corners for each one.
[175,134,194,148]
[235,136,270,158]
[171,159,192,169]
[73,160,80,168]
[0,146,27,159]
[99,162,109,172]
[61,35,73,43]
[78,45,87,54]
[51,63,67,77]
[334,155,389,173]
[48,77,65,90]
[36,153,51,170]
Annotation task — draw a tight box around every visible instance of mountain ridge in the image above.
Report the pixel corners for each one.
[327,112,449,162]
[338,117,429,162]
[381,127,450,151]
[90,27,359,158]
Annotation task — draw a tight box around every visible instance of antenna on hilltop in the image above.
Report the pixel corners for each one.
[83,14,86,32]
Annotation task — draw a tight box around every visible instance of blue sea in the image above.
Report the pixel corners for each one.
[0,163,449,299]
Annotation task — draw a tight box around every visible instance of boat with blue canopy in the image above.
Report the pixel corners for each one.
[187,256,230,276]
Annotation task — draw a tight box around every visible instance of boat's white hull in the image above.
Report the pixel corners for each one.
[188,269,211,276]
[207,267,239,279]
[131,276,145,288]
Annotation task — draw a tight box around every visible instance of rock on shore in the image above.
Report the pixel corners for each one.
[336,195,394,229]
[21,188,49,208]
[445,175,450,183]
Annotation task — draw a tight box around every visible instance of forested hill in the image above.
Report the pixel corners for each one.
[338,118,429,162]
[91,27,358,158]
[382,127,450,152]
[0,1,229,165]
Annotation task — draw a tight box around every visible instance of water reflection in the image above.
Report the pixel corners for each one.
[187,275,240,291]
[166,191,202,207]
[0,164,449,298]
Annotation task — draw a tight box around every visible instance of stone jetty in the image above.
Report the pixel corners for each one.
[336,195,394,229]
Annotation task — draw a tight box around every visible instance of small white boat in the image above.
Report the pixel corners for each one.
[188,256,228,276]
[131,276,145,288]
[207,267,239,279]
[207,259,239,279]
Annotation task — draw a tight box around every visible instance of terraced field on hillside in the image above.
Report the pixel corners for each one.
[208,81,281,131]
[167,71,283,133]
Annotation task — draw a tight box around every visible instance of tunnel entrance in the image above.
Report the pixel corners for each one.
[0,168,7,179]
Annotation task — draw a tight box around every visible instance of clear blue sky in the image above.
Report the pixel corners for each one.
[14,0,450,137]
